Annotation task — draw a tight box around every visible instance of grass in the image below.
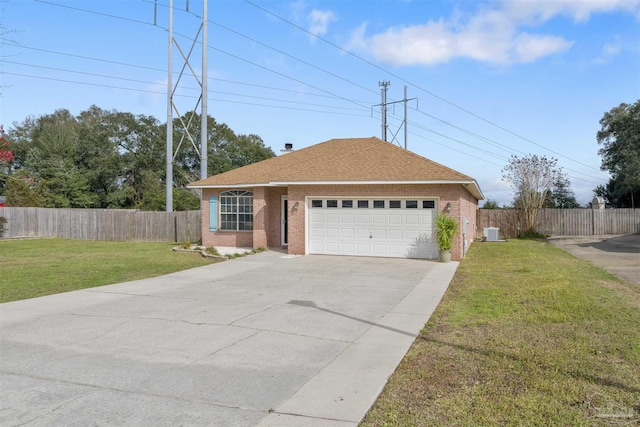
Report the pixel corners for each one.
[0,238,220,303]
[361,239,640,426]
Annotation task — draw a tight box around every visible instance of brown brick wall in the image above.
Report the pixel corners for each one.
[201,188,253,248]
[202,184,478,260]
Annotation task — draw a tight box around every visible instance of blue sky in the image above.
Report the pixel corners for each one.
[1,0,639,206]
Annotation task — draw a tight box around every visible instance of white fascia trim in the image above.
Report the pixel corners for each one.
[187,183,270,189]
[271,180,485,200]
[188,179,484,199]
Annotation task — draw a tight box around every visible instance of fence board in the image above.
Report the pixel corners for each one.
[478,208,639,238]
[0,207,201,243]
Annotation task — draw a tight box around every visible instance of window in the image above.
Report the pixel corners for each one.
[423,200,435,209]
[311,200,323,208]
[358,200,369,208]
[373,200,385,208]
[341,200,353,208]
[220,190,253,231]
[406,200,418,209]
[327,200,338,208]
[389,200,401,209]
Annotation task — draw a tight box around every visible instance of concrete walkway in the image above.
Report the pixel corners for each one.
[0,252,458,426]
[548,234,640,283]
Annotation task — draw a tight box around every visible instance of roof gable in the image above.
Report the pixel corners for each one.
[190,137,470,184]
[188,137,483,198]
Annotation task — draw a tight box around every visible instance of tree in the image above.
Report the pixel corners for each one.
[5,107,275,210]
[543,171,580,209]
[481,199,500,209]
[502,154,563,235]
[596,100,640,208]
[0,124,15,194]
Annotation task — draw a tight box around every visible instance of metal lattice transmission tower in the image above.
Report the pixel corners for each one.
[164,0,208,212]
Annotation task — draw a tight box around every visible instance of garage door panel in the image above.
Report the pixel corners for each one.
[372,244,387,256]
[372,215,386,224]
[356,215,370,224]
[341,213,355,224]
[356,243,371,254]
[356,229,370,239]
[326,242,340,252]
[341,228,355,238]
[388,229,403,240]
[372,229,386,239]
[405,214,420,225]
[308,200,437,259]
[326,228,339,238]
[388,214,402,225]
[341,243,355,254]
[326,213,339,223]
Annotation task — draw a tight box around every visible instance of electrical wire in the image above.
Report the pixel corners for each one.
[242,0,604,174]
[11,1,608,189]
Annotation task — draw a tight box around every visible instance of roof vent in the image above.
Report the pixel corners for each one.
[280,143,294,154]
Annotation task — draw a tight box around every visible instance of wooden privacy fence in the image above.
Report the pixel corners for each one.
[478,208,640,238]
[0,207,201,243]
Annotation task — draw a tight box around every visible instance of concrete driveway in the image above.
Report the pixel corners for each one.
[548,234,640,283]
[0,251,457,426]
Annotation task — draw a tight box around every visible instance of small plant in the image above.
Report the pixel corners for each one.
[180,242,192,250]
[252,247,266,253]
[435,213,458,251]
[204,246,220,256]
[0,216,7,238]
[517,230,550,240]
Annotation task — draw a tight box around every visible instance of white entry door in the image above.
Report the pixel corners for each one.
[308,198,438,259]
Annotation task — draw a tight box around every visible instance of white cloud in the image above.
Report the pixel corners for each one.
[504,0,640,23]
[346,0,639,66]
[596,41,623,63]
[308,9,337,36]
[512,33,574,63]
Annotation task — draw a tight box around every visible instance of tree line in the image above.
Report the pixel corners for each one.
[0,106,275,210]
[483,99,640,214]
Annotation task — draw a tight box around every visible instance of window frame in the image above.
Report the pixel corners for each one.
[219,190,253,231]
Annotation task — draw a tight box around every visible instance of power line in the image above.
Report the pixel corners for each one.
[242,0,603,174]
[1,71,370,117]
[11,1,607,187]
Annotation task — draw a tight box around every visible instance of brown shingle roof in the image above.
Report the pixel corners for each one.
[188,137,483,198]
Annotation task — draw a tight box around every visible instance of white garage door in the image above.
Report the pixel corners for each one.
[308,198,438,259]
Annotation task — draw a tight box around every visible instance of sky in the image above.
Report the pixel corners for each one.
[1,0,639,206]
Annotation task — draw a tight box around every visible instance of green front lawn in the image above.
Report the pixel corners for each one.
[0,238,218,303]
[362,239,640,426]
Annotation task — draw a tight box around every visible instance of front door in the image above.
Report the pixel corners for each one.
[281,196,288,246]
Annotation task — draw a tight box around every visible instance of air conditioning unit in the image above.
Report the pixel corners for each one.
[484,227,500,242]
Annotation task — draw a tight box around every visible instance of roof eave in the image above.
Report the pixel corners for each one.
[188,179,484,200]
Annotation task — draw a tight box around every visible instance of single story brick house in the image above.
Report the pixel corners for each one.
[188,137,483,261]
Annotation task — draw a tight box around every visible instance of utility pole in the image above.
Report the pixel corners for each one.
[165,0,208,212]
[373,83,417,149]
[378,81,390,141]
[166,0,173,212]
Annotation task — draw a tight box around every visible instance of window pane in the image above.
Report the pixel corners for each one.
[312,200,323,208]
[327,200,338,208]
[341,200,353,208]
[221,214,237,230]
[358,200,369,208]
[373,200,385,208]
[406,200,418,208]
[423,200,435,209]
[390,200,401,208]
